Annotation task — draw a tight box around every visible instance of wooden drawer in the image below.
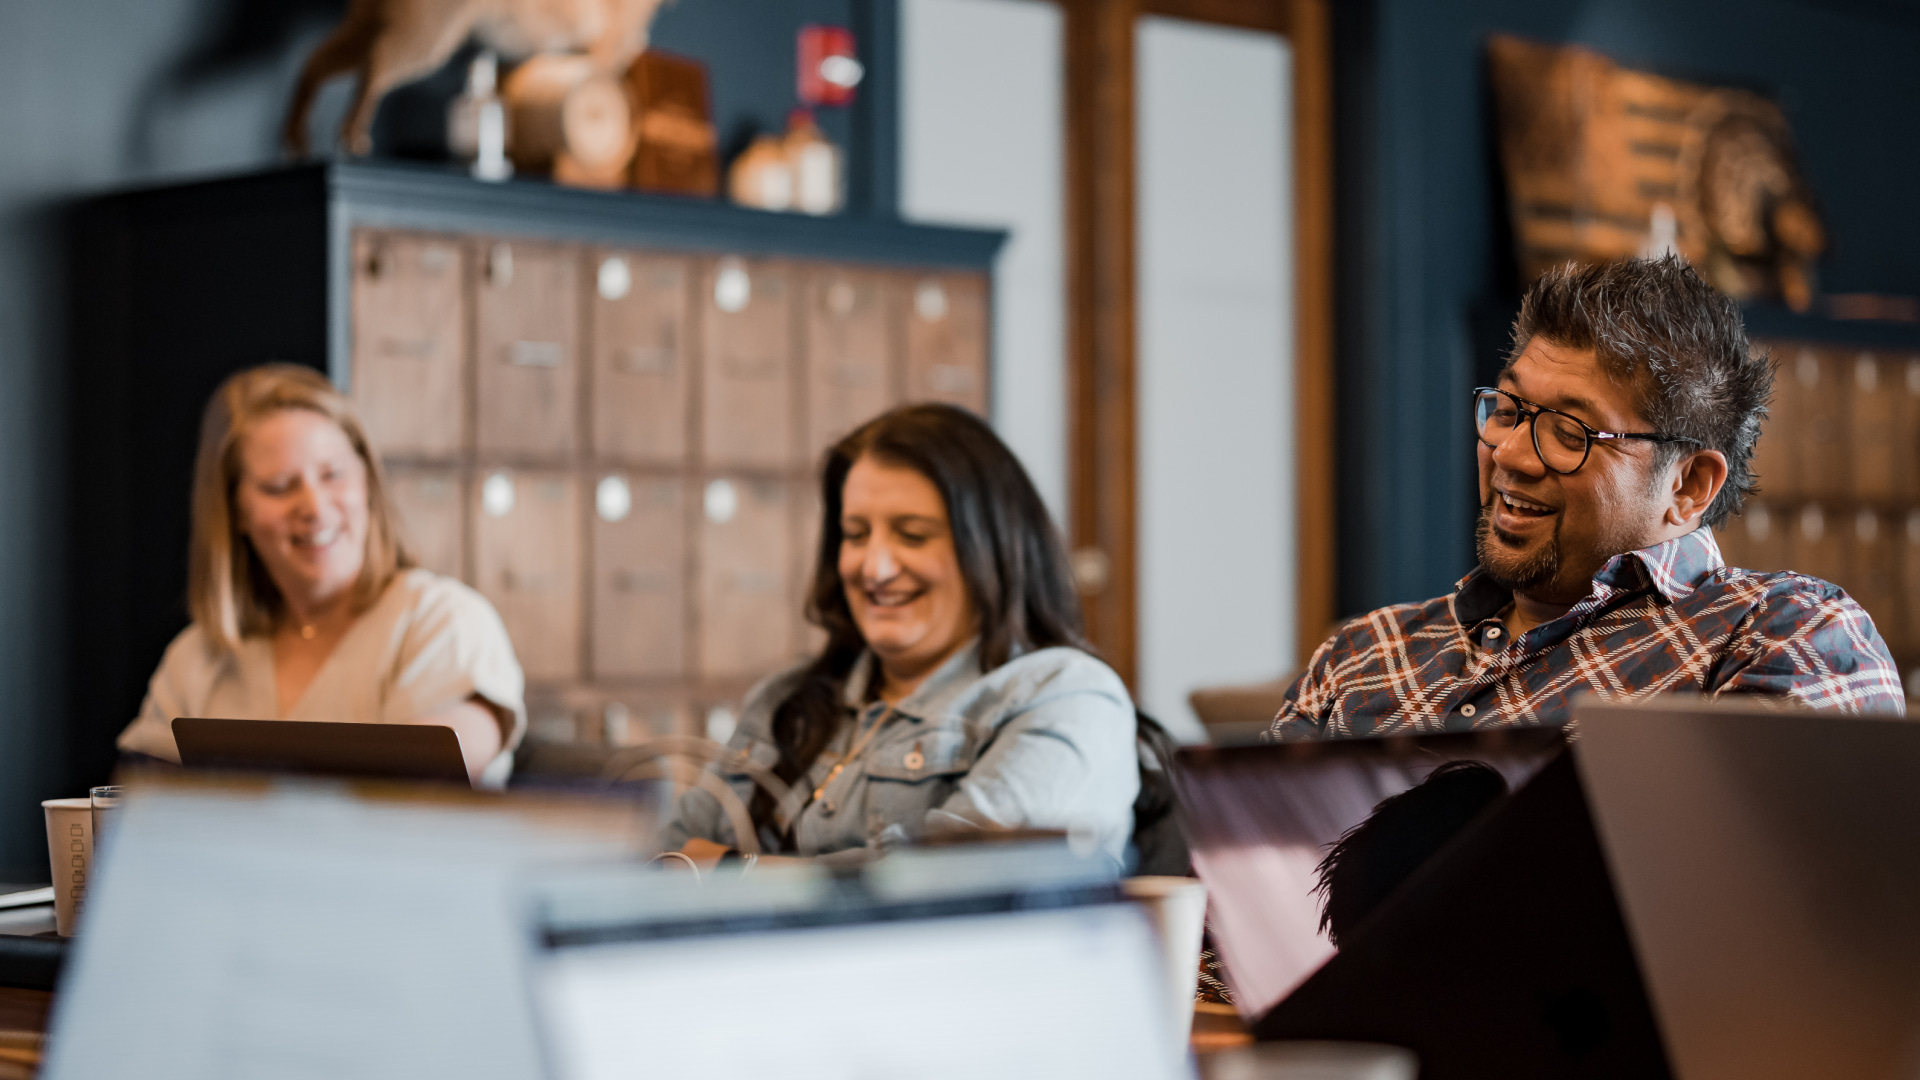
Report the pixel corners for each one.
[1786,502,1849,588]
[384,466,465,581]
[804,267,897,464]
[696,476,792,679]
[791,476,827,659]
[1901,356,1920,503]
[475,241,582,459]
[1717,500,1789,572]
[590,252,691,463]
[700,258,796,469]
[589,473,687,679]
[472,469,582,681]
[351,232,467,457]
[904,271,989,415]
[1846,508,1903,657]
[1778,345,1848,501]
[1846,351,1905,502]
[1902,511,1920,663]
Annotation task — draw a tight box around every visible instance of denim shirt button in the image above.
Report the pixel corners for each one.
[1459,703,1477,718]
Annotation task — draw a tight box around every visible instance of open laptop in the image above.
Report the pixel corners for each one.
[1171,727,1567,1018]
[171,717,470,785]
[524,844,1190,1080]
[1575,697,1920,1080]
[1173,726,1677,1078]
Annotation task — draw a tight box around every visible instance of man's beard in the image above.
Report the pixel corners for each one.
[1475,497,1561,594]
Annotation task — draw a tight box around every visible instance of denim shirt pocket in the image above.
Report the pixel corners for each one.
[860,726,975,839]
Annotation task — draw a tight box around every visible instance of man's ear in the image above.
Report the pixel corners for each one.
[1666,449,1729,527]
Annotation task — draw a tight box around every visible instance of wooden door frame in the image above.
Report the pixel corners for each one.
[1061,0,1334,686]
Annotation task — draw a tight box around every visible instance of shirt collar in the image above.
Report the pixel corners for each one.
[1452,527,1725,621]
[839,638,985,718]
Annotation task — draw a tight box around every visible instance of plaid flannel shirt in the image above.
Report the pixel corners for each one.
[1270,528,1906,741]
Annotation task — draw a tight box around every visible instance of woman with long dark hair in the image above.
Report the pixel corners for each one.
[666,404,1140,864]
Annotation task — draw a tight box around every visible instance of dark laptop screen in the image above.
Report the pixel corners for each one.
[1173,727,1566,1017]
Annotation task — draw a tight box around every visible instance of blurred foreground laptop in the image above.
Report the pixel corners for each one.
[1576,697,1920,1080]
[171,716,470,785]
[1173,726,1672,1078]
[526,845,1190,1080]
[46,779,1186,1080]
[43,775,654,1080]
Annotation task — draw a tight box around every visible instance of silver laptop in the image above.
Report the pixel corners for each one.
[526,845,1190,1080]
[1575,697,1920,1080]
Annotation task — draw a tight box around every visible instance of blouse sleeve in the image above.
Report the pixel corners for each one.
[116,626,215,763]
[381,574,528,752]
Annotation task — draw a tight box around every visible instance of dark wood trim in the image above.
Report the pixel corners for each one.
[1063,0,1142,687]
[1284,0,1337,663]
[1065,0,1335,673]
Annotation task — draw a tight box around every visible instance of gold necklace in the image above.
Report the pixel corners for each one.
[809,705,896,808]
[298,624,317,641]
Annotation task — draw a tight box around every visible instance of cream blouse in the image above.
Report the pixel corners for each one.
[117,569,527,784]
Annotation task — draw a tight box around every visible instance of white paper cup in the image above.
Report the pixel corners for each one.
[1123,874,1209,1042]
[41,798,93,937]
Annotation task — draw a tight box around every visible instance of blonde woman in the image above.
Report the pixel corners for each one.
[117,365,526,785]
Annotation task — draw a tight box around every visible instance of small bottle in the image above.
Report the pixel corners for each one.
[448,51,513,181]
[728,134,794,211]
[784,109,843,215]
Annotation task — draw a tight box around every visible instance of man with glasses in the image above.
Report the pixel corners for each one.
[1271,255,1904,741]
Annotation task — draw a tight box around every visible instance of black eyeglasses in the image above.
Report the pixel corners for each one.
[1472,387,1700,475]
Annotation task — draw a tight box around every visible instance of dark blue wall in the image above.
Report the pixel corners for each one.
[1333,0,1920,619]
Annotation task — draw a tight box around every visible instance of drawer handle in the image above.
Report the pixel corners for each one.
[828,362,877,388]
[502,569,557,592]
[724,570,780,593]
[616,345,675,374]
[714,259,751,312]
[704,479,738,524]
[377,336,438,360]
[598,256,631,301]
[915,281,948,321]
[596,475,631,523]
[482,472,515,517]
[510,341,564,367]
[721,354,779,379]
[825,281,858,315]
[929,364,977,393]
[612,569,669,593]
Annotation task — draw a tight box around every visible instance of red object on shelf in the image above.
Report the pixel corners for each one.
[797,25,862,107]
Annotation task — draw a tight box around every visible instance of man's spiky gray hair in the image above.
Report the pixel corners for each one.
[1509,255,1773,528]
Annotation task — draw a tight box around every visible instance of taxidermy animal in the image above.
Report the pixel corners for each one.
[284,0,667,157]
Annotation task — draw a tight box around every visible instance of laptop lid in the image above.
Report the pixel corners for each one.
[171,717,470,785]
[525,846,1189,1080]
[1575,697,1920,1080]
[1172,727,1566,1019]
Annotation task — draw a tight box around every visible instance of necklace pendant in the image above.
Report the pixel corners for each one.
[299,624,317,641]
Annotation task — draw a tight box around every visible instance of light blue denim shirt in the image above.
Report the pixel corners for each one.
[665,642,1140,866]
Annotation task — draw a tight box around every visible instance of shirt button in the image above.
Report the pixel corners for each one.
[1459,703,1477,718]
[1486,628,1501,640]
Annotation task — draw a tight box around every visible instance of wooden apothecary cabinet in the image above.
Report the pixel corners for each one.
[1717,322,1920,676]
[71,163,1001,766]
